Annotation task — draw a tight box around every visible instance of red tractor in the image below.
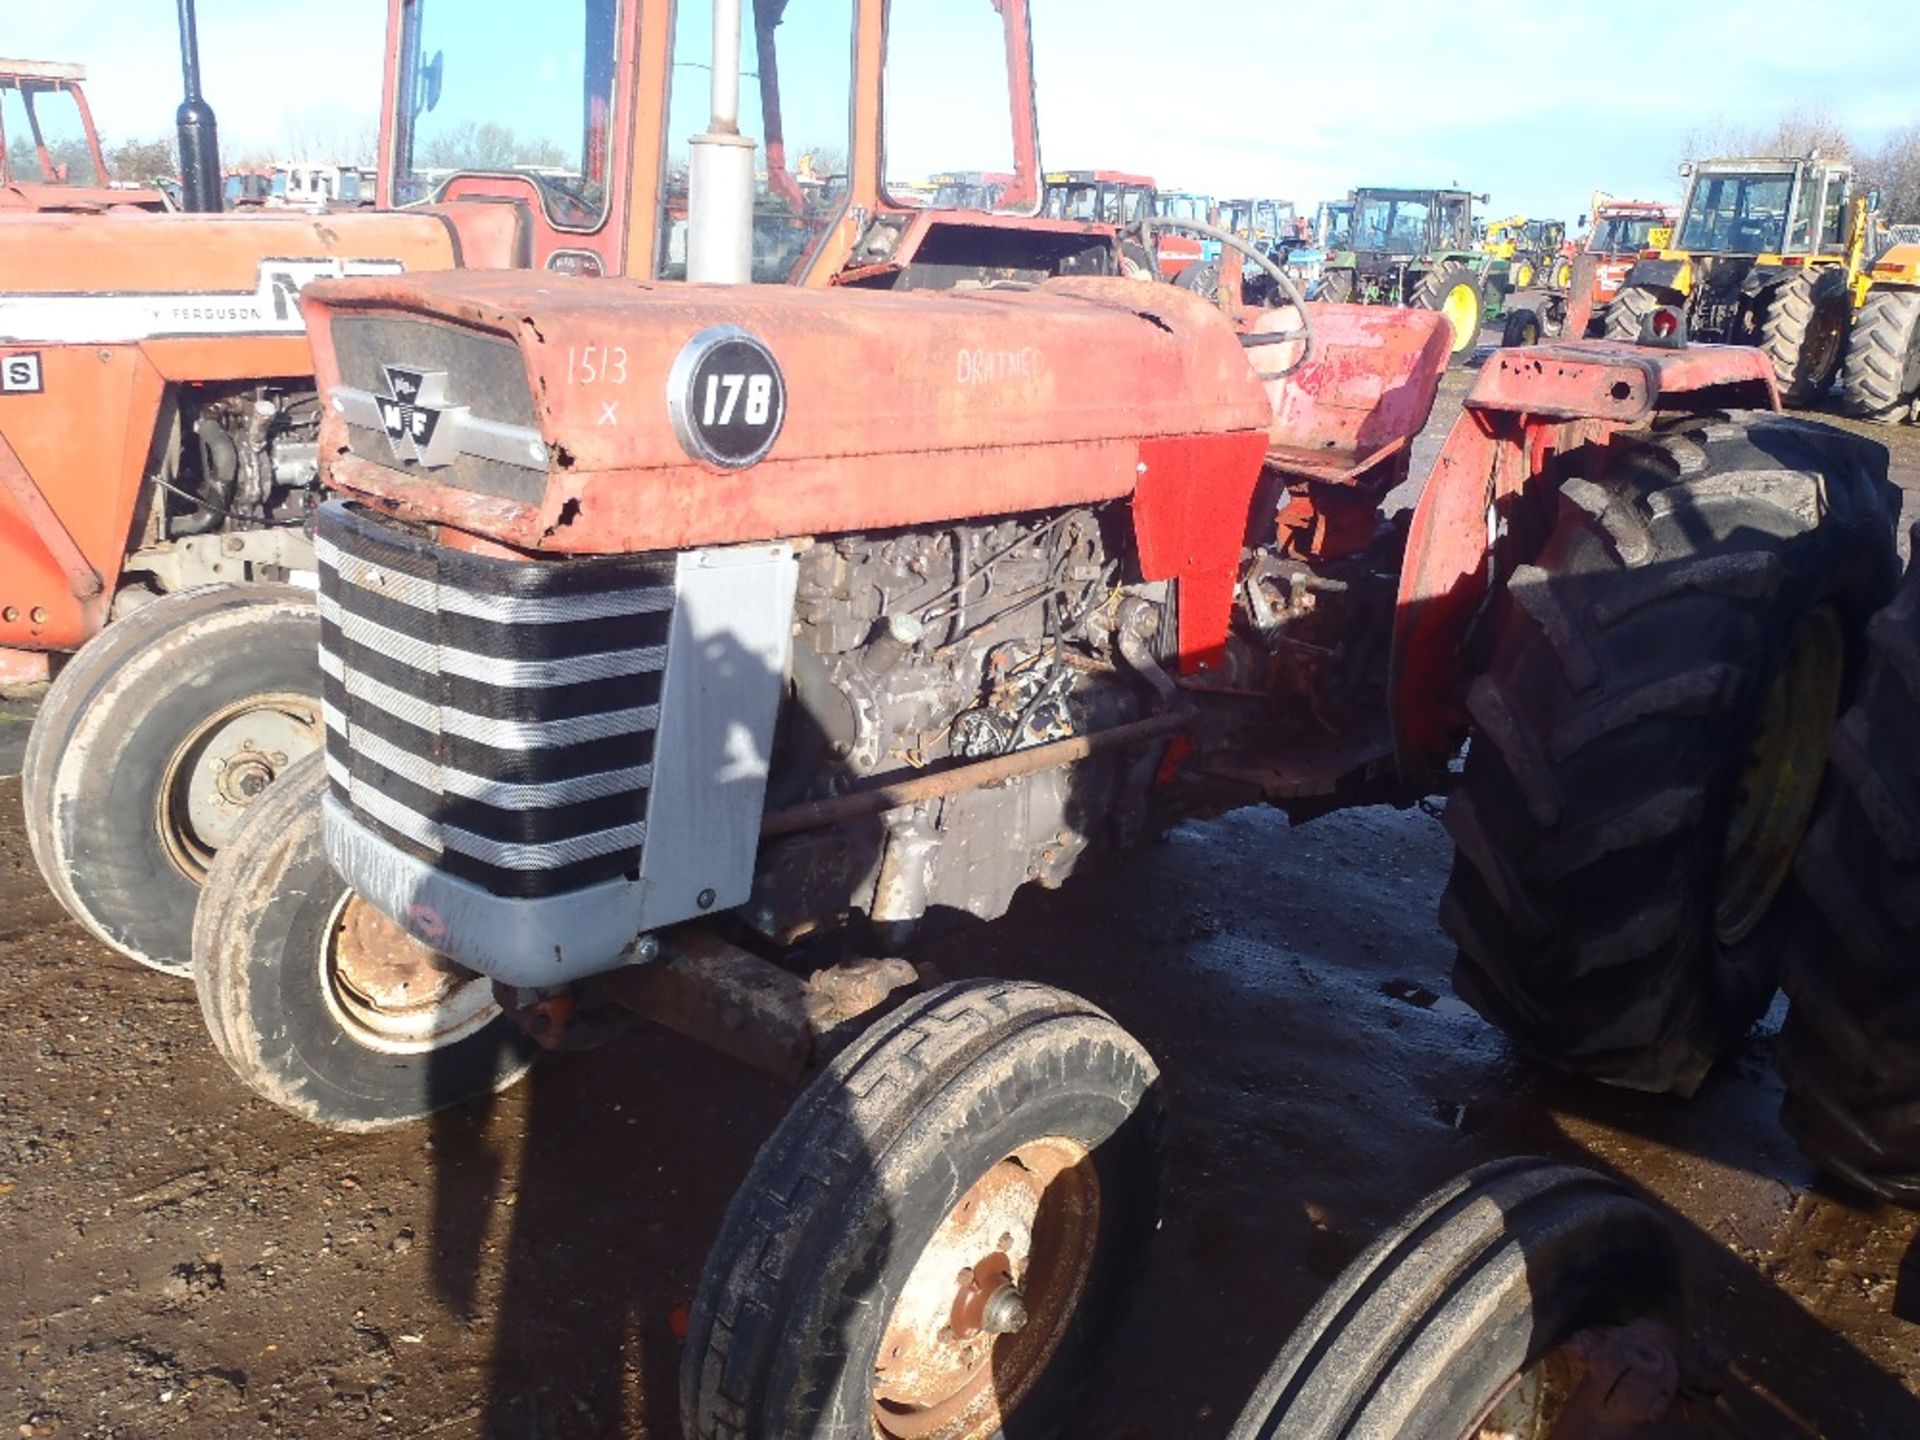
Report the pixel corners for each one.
[1580,196,1676,334]
[0,59,170,214]
[34,1,1913,1433]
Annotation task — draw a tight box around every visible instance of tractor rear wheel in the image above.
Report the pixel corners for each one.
[1777,546,1920,1205]
[1841,285,1920,423]
[1548,255,1574,291]
[24,584,322,976]
[1316,268,1355,304]
[1442,414,1898,1093]
[1229,1158,1682,1440]
[1761,269,1853,404]
[1603,284,1662,342]
[1412,261,1484,361]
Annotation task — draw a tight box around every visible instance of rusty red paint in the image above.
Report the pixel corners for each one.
[1389,338,1783,768]
[307,271,1273,556]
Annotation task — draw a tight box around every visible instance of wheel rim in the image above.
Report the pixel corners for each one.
[318,894,502,1054]
[1717,603,1844,945]
[1442,282,1480,350]
[871,1137,1100,1440]
[1802,305,1847,387]
[1467,1341,1582,1439]
[1515,261,1535,288]
[158,692,323,880]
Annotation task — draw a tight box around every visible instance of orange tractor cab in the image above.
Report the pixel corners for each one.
[0,60,170,214]
[1580,196,1675,334]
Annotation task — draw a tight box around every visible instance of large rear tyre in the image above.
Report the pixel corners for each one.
[1602,283,1662,342]
[1761,269,1852,405]
[23,584,322,975]
[1411,261,1483,361]
[1314,268,1355,304]
[1840,286,1920,424]
[1443,414,1899,1093]
[192,752,536,1130]
[1229,1158,1682,1440]
[1778,544,1920,1205]
[681,979,1161,1440]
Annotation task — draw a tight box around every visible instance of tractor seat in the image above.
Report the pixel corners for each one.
[1255,303,1454,484]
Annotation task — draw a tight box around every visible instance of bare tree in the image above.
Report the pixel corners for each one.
[1862,126,1920,222]
[418,120,567,171]
[104,137,177,185]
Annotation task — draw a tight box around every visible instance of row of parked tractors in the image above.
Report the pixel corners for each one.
[4,2,1920,1434]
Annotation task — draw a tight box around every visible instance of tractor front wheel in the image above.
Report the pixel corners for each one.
[1841,285,1920,423]
[1761,269,1853,404]
[1442,414,1898,1093]
[24,584,323,976]
[192,753,537,1130]
[1229,1159,1683,1440]
[1411,261,1483,361]
[681,979,1161,1440]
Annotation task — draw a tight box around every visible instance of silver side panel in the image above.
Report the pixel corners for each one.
[323,542,798,984]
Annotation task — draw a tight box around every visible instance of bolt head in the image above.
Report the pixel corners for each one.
[980,1287,1028,1336]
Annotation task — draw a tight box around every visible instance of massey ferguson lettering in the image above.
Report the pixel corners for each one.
[0,257,407,345]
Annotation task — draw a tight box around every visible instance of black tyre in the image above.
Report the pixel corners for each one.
[1178,259,1223,303]
[1315,268,1355,304]
[1410,261,1483,361]
[24,584,323,975]
[1230,1158,1682,1440]
[1117,238,1156,281]
[1501,308,1543,348]
[1443,414,1899,1093]
[1841,285,1920,423]
[1547,254,1574,291]
[681,979,1161,1440]
[1778,544,1920,1205]
[1603,283,1663,342]
[1760,269,1853,404]
[192,752,536,1130]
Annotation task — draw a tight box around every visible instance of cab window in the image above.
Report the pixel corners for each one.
[0,80,102,188]
[660,0,857,282]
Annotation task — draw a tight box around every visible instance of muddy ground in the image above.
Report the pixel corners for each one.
[4,372,1920,1439]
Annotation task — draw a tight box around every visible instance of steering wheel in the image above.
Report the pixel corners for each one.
[1122,215,1316,379]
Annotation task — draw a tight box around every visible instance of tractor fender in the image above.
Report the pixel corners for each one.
[1739,263,1795,299]
[1388,340,1781,770]
[1625,256,1689,295]
[1870,242,1920,285]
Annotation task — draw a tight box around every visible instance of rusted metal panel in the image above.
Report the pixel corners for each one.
[305,271,1275,558]
[1257,303,1452,483]
[1468,340,1779,421]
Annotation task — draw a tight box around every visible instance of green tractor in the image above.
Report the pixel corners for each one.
[1316,186,1503,360]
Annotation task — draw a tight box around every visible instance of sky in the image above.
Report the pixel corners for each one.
[9,0,1918,226]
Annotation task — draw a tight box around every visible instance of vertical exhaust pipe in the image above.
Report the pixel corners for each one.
[685,0,755,283]
[174,0,223,212]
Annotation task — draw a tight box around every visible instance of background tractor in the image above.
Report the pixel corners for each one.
[1580,195,1675,335]
[1316,185,1501,360]
[1177,195,1298,302]
[0,59,170,213]
[1288,196,1353,292]
[1606,154,1874,402]
[1842,240,1920,423]
[1152,187,1214,280]
[1484,214,1570,290]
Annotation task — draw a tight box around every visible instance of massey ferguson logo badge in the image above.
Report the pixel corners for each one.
[376,366,466,466]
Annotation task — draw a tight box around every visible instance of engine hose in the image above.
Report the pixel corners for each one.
[1127,215,1316,378]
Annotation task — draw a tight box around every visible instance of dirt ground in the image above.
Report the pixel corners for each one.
[4,371,1920,1439]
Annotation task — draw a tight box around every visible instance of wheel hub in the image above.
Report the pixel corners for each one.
[160,694,323,878]
[871,1138,1098,1440]
[1717,603,1845,944]
[320,897,500,1054]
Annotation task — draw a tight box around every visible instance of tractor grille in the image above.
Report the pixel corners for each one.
[315,501,677,900]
